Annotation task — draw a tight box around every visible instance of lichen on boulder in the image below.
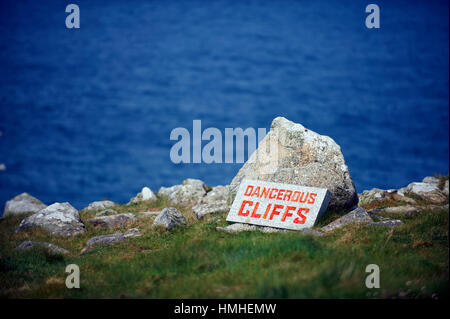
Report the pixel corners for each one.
[229,117,358,210]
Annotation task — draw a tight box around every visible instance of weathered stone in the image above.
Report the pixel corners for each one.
[229,117,358,210]
[321,207,372,232]
[158,179,207,206]
[403,182,447,204]
[127,186,157,205]
[124,228,142,238]
[86,233,125,248]
[382,205,418,217]
[16,202,85,236]
[201,185,232,205]
[14,241,70,255]
[193,202,230,219]
[422,176,440,185]
[95,209,118,216]
[358,188,387,206]
[370,217,404,228]
[84,200,115,211]
[3,193,47,218]
[153,207,186,230]
[193,185,232,219]
[359,188,416,206]
[87,213,137,228]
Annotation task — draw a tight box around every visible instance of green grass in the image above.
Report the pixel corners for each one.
[0,196,448,299]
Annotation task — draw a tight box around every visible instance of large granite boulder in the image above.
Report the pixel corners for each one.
[229,117,358,210]
[127,186,157,205]
[153,207,186,230]
[3,193,47,218]
[158,179,207,206]
[16,202,85,236]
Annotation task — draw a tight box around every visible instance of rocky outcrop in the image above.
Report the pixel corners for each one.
[229,117,358,210]
[359,189,416,206]
[321,207,372,232]
[16,202,85,236]
[153,207,186,230]
[158,179,207,206]
[87,213,137,228]
[127,187,157,205]
[3,193,47,218]
[193,185,232,219]
[399,182,447,204]
[359,176,449,208]
[14,241,70,255]
[84,200,115,211]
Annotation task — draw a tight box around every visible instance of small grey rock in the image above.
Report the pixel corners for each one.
[86,233,125,248]
[84,200,115,211]
[158,179,207,206]
[3,193,47,218]
[321,207,372,232]
[16,202,85,236]
[193,202,230,219]
[124,228,142,238]
[405,182,447,203]
[153,207,186,230]
[370,219,404,228]
[382,205,418,217]
[14,241,70,255]
[87,213,137,228]
[127,186,157,205]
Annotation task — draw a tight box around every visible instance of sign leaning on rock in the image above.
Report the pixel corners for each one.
[227,179,331,231]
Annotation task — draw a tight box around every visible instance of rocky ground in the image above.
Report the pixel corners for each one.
[0,117,448,298]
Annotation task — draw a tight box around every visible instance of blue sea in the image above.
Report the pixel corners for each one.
[0,0,448,212]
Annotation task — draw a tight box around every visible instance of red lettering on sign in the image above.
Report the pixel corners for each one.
[250,202,261,218]
[270,204,284,220]
[276,189,285,200]
[269,188,277,199]
[282,206,296,222]
[298,192,309,203]
[263,203,272,219]
[251,186,260,197]
[308,193,317,204]
[293,207,310,224]
[283,190,292,201]
[261,187,270,199]
[292,191,300,201]
[238,200,253,216]
[244,185,254,196]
